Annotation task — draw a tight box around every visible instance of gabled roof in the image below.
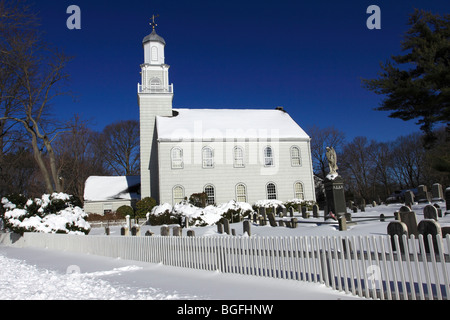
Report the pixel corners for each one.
[84,176,140,202]
[156,108,310,141]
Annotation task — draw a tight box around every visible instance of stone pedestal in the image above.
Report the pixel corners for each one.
[324,175,347,216]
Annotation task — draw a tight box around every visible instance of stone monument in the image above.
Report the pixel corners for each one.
[324,147,347,217]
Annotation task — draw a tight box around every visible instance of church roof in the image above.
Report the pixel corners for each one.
[156,108,310,141]
[142,29,166,45]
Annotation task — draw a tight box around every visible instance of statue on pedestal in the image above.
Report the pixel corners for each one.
[326,146,338,178]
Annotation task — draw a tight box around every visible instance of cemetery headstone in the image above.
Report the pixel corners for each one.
[120,227,126,236]
[418,219,442,254]
[217,222,223,234]
[160,226,169,236]
[312,204,319,218]
[289,207,295,217]
[223,218,230,235]
[387,221,408,253]
[253,213,258,224]
[445,187,450,215]
[278,220,285,227]
[433,203,442,218]
[423,204,438,221]
[324,175,347,217]
[291,218,298,228]
[259,207,267,226]
[338,216,347,231]
[105,227,110,236]
[441,226,450,238]
[267,213,277,227]
[404,190,415,207]
[398,206,419,237]
[417,185,430,203]
[301,206,309,219]
[432,183,444,202]
[145,230,154,236]
[285,220,292,228]
[379,214,385,222]
[231,229,236,236]
[131,226,137,236]
[187,230,195,237]
[173,226,182,237]
[243,220,251,236]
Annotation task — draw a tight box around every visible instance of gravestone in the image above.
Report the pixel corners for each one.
[253,213,258,224]
[387,221,408,253]
[338,216,347,231]
[423,204,438,221]
[267,213,277,227]
[379,214,385,222]
[441,226,450,238]
[418,219,442,254]
[187,230,195,237]
[120,227,126,236]
[131,226,137,236]
[324,175,347,217]
[352,206,358,213]
[417,185,430,203]
[432,183,444,202]
[291,218,298,228]
[173,226,182,237]
[160,226,170,236]
[372,201,377,207]
[222,218,230,235]
[398,206,418,237]
[360,199,366,211]
[312,204,319,218]
[145,230,154,236]
[278,220,285,227]
[445,187,450,215]
[231,229,236,236]
[404,190,415,206]
[105,227,110,236]
[282,207,287,217]
[289,207,295,217]
[301,206,309,219]
[433,203,442,218]
[259,207,267,226]
[217,222,223,234]
[243,220,251,236]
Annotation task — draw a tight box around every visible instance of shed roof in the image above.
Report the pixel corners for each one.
[84,176,140,202]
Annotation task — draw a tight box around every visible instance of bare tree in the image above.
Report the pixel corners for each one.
[0,0,73,193]
[97,120,140,176]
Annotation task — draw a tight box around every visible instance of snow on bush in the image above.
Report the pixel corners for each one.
[148,200,255,227]
[1,193,90,235]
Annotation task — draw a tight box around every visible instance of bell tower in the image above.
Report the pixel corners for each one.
[138,15,173,201]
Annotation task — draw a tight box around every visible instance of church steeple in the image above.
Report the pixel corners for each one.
[138,16,174,201]
[139,15,172,93]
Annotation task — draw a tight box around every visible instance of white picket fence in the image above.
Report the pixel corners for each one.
[20,232,450,300]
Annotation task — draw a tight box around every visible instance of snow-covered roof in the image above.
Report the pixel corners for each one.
[84,176,140,202]
[156,108,310,141]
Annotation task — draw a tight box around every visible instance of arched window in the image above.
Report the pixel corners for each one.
[151,46,158,61]
[294,182,304,200]
[173,185,185,204]
[202,147,214,168]
[171,147,183,169]
[264,146,274,166]
[236,183,247,202]
[233,146,244,168]
[290,146,301,166]
[150,77,161,91]
[204,184,215,205]
[266,182,277,200]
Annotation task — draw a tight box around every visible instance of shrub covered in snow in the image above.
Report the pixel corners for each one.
[1,193,90,235]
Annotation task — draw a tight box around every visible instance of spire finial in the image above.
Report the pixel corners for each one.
[150,14,159,30]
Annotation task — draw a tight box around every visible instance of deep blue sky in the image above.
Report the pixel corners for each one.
[33,0,449,142]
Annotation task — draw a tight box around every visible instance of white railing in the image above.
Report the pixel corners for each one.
[20,233,450,300]
[137,84,173,94]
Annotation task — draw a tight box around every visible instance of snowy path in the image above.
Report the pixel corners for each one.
[0,245,361,300]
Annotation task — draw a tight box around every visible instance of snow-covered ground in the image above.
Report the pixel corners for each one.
[0,245,360,300]
[1,201,448,301]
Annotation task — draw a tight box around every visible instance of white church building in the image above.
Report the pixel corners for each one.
[138,22,316,206]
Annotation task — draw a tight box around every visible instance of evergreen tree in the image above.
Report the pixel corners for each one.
[363,9,450,148]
